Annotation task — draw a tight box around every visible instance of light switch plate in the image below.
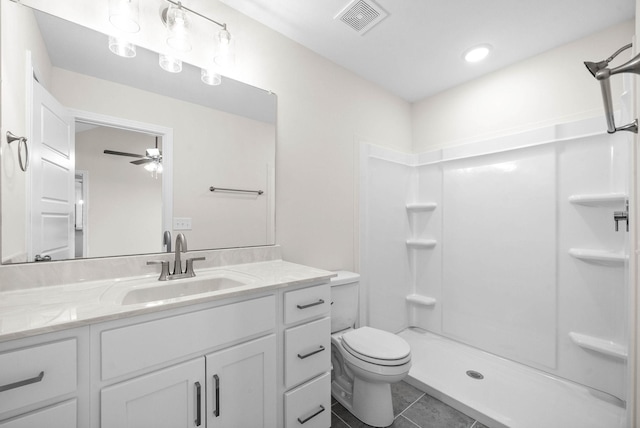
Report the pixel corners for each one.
[173,217,192,230]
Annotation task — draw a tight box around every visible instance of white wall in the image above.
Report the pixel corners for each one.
[75,126,161,258]
[412,20,635,151]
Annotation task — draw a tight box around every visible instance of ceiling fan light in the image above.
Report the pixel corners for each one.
[108,36,136,58]
[108,0,140,33]
[146,148,161,157]
[159,53,182,73]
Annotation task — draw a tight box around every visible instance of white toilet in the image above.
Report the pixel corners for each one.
[330,271,412,427]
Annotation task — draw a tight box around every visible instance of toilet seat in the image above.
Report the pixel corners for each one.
[341,326,411,366]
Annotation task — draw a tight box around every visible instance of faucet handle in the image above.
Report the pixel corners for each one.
[185,257,206,277]
[147,260,170,281]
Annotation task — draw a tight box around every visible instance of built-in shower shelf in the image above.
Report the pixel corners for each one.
[568,248,627,265]
[406,294,436,307]
[406,202,437,212]
[406,239,437,249]
[568,193,627,206]
[569,332,628,361]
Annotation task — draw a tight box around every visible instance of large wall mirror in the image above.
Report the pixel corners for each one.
[1,0,276,264]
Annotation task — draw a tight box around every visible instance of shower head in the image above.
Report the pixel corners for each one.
[584,60,608,78]
[584,43,633,78]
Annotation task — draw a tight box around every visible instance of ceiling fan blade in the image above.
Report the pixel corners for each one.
[131,158,154,165]
[104,149,145,158]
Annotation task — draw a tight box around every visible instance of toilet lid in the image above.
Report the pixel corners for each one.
[342,326,411,362]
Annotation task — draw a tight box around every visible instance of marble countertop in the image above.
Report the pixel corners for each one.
[0,260,335,342]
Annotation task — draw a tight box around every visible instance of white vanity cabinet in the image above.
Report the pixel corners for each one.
[97,294,277,428]
[0,328,88,428]
[281,283,331,428]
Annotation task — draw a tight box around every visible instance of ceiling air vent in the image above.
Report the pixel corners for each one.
[335,0,388,35]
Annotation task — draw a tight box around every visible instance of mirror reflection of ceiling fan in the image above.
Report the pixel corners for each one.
[103,137,163,174]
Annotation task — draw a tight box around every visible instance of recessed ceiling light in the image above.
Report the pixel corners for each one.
[464,44,492,63]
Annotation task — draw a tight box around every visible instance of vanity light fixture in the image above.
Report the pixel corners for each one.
[159,0,233,79]
[108,0,140,33]
[464,44,492,63]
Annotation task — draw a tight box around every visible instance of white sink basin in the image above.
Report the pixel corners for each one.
[101,270,258,306]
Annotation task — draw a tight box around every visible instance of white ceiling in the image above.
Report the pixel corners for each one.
[219,0,635,102]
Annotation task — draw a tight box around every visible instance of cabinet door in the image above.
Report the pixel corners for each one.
[206,334,276,428]
[101,358,205,428]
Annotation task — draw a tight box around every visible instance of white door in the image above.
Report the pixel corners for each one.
[206,334,277,428]
[101,357,206,428]
[30,79,75,261]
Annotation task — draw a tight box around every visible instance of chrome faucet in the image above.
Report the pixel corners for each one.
[147,233,205,280]
[174,233,187,274]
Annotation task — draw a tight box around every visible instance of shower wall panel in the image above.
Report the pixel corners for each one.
[360,144,413,332]
[360,116,630,399]
[441,146,557,368]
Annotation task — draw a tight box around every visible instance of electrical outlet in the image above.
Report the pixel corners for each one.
[173,217,192,230]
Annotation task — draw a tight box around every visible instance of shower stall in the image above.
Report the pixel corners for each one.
[359,115,632,427]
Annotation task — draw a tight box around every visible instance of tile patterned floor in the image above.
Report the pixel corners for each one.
[331,381,490,428]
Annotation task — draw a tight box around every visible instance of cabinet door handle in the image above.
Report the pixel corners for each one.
[0,371,44,392]
[297,345,325,360]
[297,405,325,424]
[213,374,220,417]
[194,382,202,426]
[297,299,324,310]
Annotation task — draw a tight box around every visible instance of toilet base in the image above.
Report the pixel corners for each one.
[331,378,394,427]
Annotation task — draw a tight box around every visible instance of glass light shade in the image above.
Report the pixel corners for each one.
[213,27,234,68]
[201,68,222,86]
[109,0,140,33]
[159,54,182,73]
[165,4,192,52]
[108,36,136,58]
[464,45,491,63]
[144,162,163,173]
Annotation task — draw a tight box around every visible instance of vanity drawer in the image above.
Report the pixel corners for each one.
[283,283,330,325]
[0,339,77,415]
[102,295,275,380]
[0,400,77,428]
[284,317,331,388]
[284,372,330,428]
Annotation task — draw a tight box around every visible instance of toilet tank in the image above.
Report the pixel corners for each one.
[330,271,360,333]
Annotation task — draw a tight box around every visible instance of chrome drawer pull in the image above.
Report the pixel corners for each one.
[296,299,324,310]
[297,345,325,360]
[0,371,44,392]
[297,405,325,424]
[213,374,220,417]
[194,382,202,426]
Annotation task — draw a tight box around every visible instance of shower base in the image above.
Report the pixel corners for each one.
[399,328,626,428]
